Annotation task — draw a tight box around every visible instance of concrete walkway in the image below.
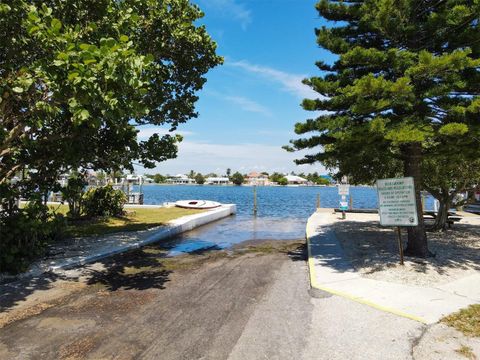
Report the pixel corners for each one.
[15,204,236,280]
[306,209,480,324]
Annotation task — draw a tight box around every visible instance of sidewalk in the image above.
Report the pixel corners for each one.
[306,209,480,324]
[9,204,236,281]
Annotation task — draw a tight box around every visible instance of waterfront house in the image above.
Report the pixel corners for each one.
[246,172,270,186]
[166,174,195,185]
[206,177,230,185]
[285,175,308,185]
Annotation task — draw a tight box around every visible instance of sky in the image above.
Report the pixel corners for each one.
[139,0,336,176]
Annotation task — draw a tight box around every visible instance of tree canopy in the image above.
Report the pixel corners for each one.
[0,0,222,203]
[286,0,480,257]
[230,172,244,185]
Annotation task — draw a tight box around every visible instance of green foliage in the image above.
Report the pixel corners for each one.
[422,144,480,230]
[230,172,244,185]
[82,185,126,218]
[277,177,288,186]
[60,173,87,218]
[306,172,331,185]
[0,0,222,210]
[288,1,480,184]
[287,1,480,255]
[0,202,66,274]
[145,173,166,183]
[195,173,205,184]
[153,174,166,184]
[268,172,291,185]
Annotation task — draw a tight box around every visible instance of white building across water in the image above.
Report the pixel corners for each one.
[166,174,195,185]
[285,175,308,185]
[206,177,230,185]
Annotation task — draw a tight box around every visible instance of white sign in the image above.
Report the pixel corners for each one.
[338,184,350,195]
[377,177,418,227]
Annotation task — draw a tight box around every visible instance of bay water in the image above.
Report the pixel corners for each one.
[139,185,433,254]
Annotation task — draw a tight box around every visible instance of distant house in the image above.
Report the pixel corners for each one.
[166,174,195,185]
[285,175,308,185]
[125,174,145,184]
[246,172,270,186]
[206,177,230,185]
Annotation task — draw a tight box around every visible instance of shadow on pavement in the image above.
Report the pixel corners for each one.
[0,274,60,312]
[329,220,480,275]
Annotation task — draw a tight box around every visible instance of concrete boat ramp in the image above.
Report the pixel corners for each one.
[17,204,236,280]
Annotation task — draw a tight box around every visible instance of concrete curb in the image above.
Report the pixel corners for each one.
[22,204,236,277]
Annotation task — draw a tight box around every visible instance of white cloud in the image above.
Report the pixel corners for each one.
[223,95,273,117]
[228,60,319,99]
[141,140,326,175]
[197,0,252,30]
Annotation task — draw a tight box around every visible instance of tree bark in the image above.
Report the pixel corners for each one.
[433,195,451,231]
[402,142,431,257]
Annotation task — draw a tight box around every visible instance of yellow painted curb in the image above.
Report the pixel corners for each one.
[306,222,428,324]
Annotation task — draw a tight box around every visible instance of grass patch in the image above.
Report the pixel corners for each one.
[61,207,204,238]
[455,345,476,360]
[442,304,480,337]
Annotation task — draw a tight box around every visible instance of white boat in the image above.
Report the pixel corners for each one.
[175,200,222,209]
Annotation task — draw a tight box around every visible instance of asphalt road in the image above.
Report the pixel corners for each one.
[0,241,476,359]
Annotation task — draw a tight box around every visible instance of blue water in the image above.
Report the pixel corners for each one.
[138,185,434,254]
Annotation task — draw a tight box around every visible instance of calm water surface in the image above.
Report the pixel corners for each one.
[139,185,433,255]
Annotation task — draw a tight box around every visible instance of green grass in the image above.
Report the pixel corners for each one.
[442,304,480,338]
[48,205,204,238]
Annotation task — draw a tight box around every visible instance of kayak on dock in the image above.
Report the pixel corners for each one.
[175,200,222,209]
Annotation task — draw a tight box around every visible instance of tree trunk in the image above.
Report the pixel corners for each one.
[401,142,431,257]
[429,191,452,231]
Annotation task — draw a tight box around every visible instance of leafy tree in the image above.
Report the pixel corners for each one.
[60,172,87,218]
[317,176,331,185]
[230,172,244,185]
[188,170,196,179]
[153,174,166,184]
[422,145,480,231]
[195,173,205,185]
[306,172,332,185]
[0,0,222,210]
[286,1,480,257]
[269,172,286,183]
[226,168,231,177]
[277,177,288,186]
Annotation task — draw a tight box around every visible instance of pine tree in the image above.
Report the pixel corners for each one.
[287,0,480,257]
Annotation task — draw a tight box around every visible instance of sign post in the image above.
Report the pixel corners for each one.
[396,226,404,265]
[253,185,257,216]
[377,177,418,265]
[338,184,350,219]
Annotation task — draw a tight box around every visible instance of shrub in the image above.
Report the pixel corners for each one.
[0,202,66,274]
[82,185,126,218]
[61,174,87,218]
